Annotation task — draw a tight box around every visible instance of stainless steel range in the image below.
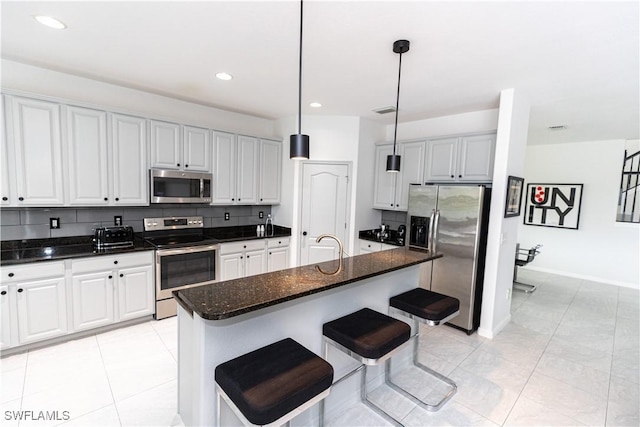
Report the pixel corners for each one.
[144,216,218,319]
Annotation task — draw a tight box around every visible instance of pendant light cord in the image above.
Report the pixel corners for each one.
[392,51,403,156]
[297,0,304,135]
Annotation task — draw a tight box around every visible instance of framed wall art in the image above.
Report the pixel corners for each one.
[504,176,524,218]
[523,183,583,229]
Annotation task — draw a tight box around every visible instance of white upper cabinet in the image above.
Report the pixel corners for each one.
[236,135,259,204]
[151,121,211,172]
[1,98,11,206]
[258,139,282,204]
[212,133,280,205]
[110,113,149,205]
[65,106,109,205]
[212,131,236,204]
[425,137,458,182]
[373,141,424,211]
[5,96,65,206]
[457,134,496,181]
[425,134,495,182]
[182,125,211,172]
[150,120,181,170]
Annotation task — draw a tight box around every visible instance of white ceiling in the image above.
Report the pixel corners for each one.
[2,1,638,145]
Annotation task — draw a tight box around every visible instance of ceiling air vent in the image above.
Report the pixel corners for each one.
[548,125,568,130]
[373,106,396,114]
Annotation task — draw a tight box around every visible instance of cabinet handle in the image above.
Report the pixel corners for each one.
[18,197,24,201]
[232,198,235,201]
[390,204,393,207]
[185,164,189,168]
[450,175,454,178]
[459,174,462,178]
[115,197,120,201]
[2,197,7,201]
[114,260,118,264]
[1,290,6,296]
[396,204,399,207]
[269,252,272,255]
[104,197,108,201]
[238,198,241,201]
[108,275,113,279]
[17,288,23,293]
[302,231,307,236]
[120,273,124,278]
[247,255,250,258]
[260,198,263,202]
[240,256,243,259]
[278,241,281,244]
[8,273,14,278]
[177,163,181,167]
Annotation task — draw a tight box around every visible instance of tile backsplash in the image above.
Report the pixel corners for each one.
[0,205,272,241]
[381,210,407,230]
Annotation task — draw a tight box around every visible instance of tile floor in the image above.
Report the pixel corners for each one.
[1,270,638,426]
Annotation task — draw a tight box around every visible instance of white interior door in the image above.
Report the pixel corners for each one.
[299,163,350,266]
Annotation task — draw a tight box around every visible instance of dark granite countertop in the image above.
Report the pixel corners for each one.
[0,236,155,266]
[0,225,292,266]
[174,247,441,321]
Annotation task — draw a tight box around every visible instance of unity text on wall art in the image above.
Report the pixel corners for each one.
[524,183,584,229]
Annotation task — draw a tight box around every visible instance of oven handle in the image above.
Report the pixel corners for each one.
[156,244,219,257]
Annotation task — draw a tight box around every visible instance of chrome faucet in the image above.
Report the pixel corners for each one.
[315,234,344,275]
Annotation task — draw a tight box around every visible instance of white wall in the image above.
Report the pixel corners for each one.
[1,59,276,138]
[391,109,499,140]
[479,89,530,339]
[518,139,640,288]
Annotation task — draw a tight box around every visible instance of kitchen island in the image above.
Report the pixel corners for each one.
[174,247,441,426]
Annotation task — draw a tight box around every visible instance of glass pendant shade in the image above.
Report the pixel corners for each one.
[386,154,401,172]
[290,134,309,159]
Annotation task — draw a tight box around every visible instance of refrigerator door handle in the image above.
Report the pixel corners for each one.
[432,209,441,253]
[429,209,437,252]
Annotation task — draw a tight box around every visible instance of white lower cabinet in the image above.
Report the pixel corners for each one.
[267,238,290,272]
[358,239,398,255]
[0,261,67,349]
[71,252,154,328]
[218,240,267,281]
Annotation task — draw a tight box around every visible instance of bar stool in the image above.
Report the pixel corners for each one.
[387,288,460,412]
[321,308,412,426]
[215,338,334,426]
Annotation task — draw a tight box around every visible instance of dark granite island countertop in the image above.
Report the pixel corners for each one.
[174,247,441,320]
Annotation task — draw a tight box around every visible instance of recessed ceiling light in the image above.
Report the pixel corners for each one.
[310,102,322,108]
[33,15,67,30]
[215,72,233,81]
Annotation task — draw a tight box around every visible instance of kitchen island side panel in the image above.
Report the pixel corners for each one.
[178,265,420,426]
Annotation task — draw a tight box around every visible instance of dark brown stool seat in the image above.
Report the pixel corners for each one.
[387,288,460,412]
[321,308,412,426]
[215,338,333,426]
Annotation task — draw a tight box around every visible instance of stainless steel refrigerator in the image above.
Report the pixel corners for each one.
[407,185,490,334]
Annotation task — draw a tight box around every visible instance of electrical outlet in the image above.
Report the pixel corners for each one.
[259,211,264,219]
[114,216,123,226]
[49,217,60,229]
[224,212,230,221]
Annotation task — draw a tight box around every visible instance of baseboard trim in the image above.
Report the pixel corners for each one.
[478,313,511,339]
[523,266,639,290]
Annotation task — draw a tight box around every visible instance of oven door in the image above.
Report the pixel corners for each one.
[155,244,217,300]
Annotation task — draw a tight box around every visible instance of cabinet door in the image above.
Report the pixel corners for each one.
[0,285,12,349]
[395,141,425,210]
[267,247,289,272]
[457,134,496,181]
[66,106,109,205]
[111,114,148,205]
[16,277,67,344]
[425,138,457,182]
[259,139,282,204]
[150,120,181,169]
[183,126,211,172]
[219,252,244,281]
[1,97,12,205]
[236,135,259,204]
[244,249,266,277]
[71,271,114,331]
[117,265,154,321]
[373,145,397,209]
[8,96,64,205]
[212,132,236,204]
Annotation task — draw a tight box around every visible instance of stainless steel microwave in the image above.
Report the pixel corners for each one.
[150,169,212,204]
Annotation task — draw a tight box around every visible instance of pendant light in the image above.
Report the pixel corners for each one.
[290,0,309,159]
[386,39,410,172]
